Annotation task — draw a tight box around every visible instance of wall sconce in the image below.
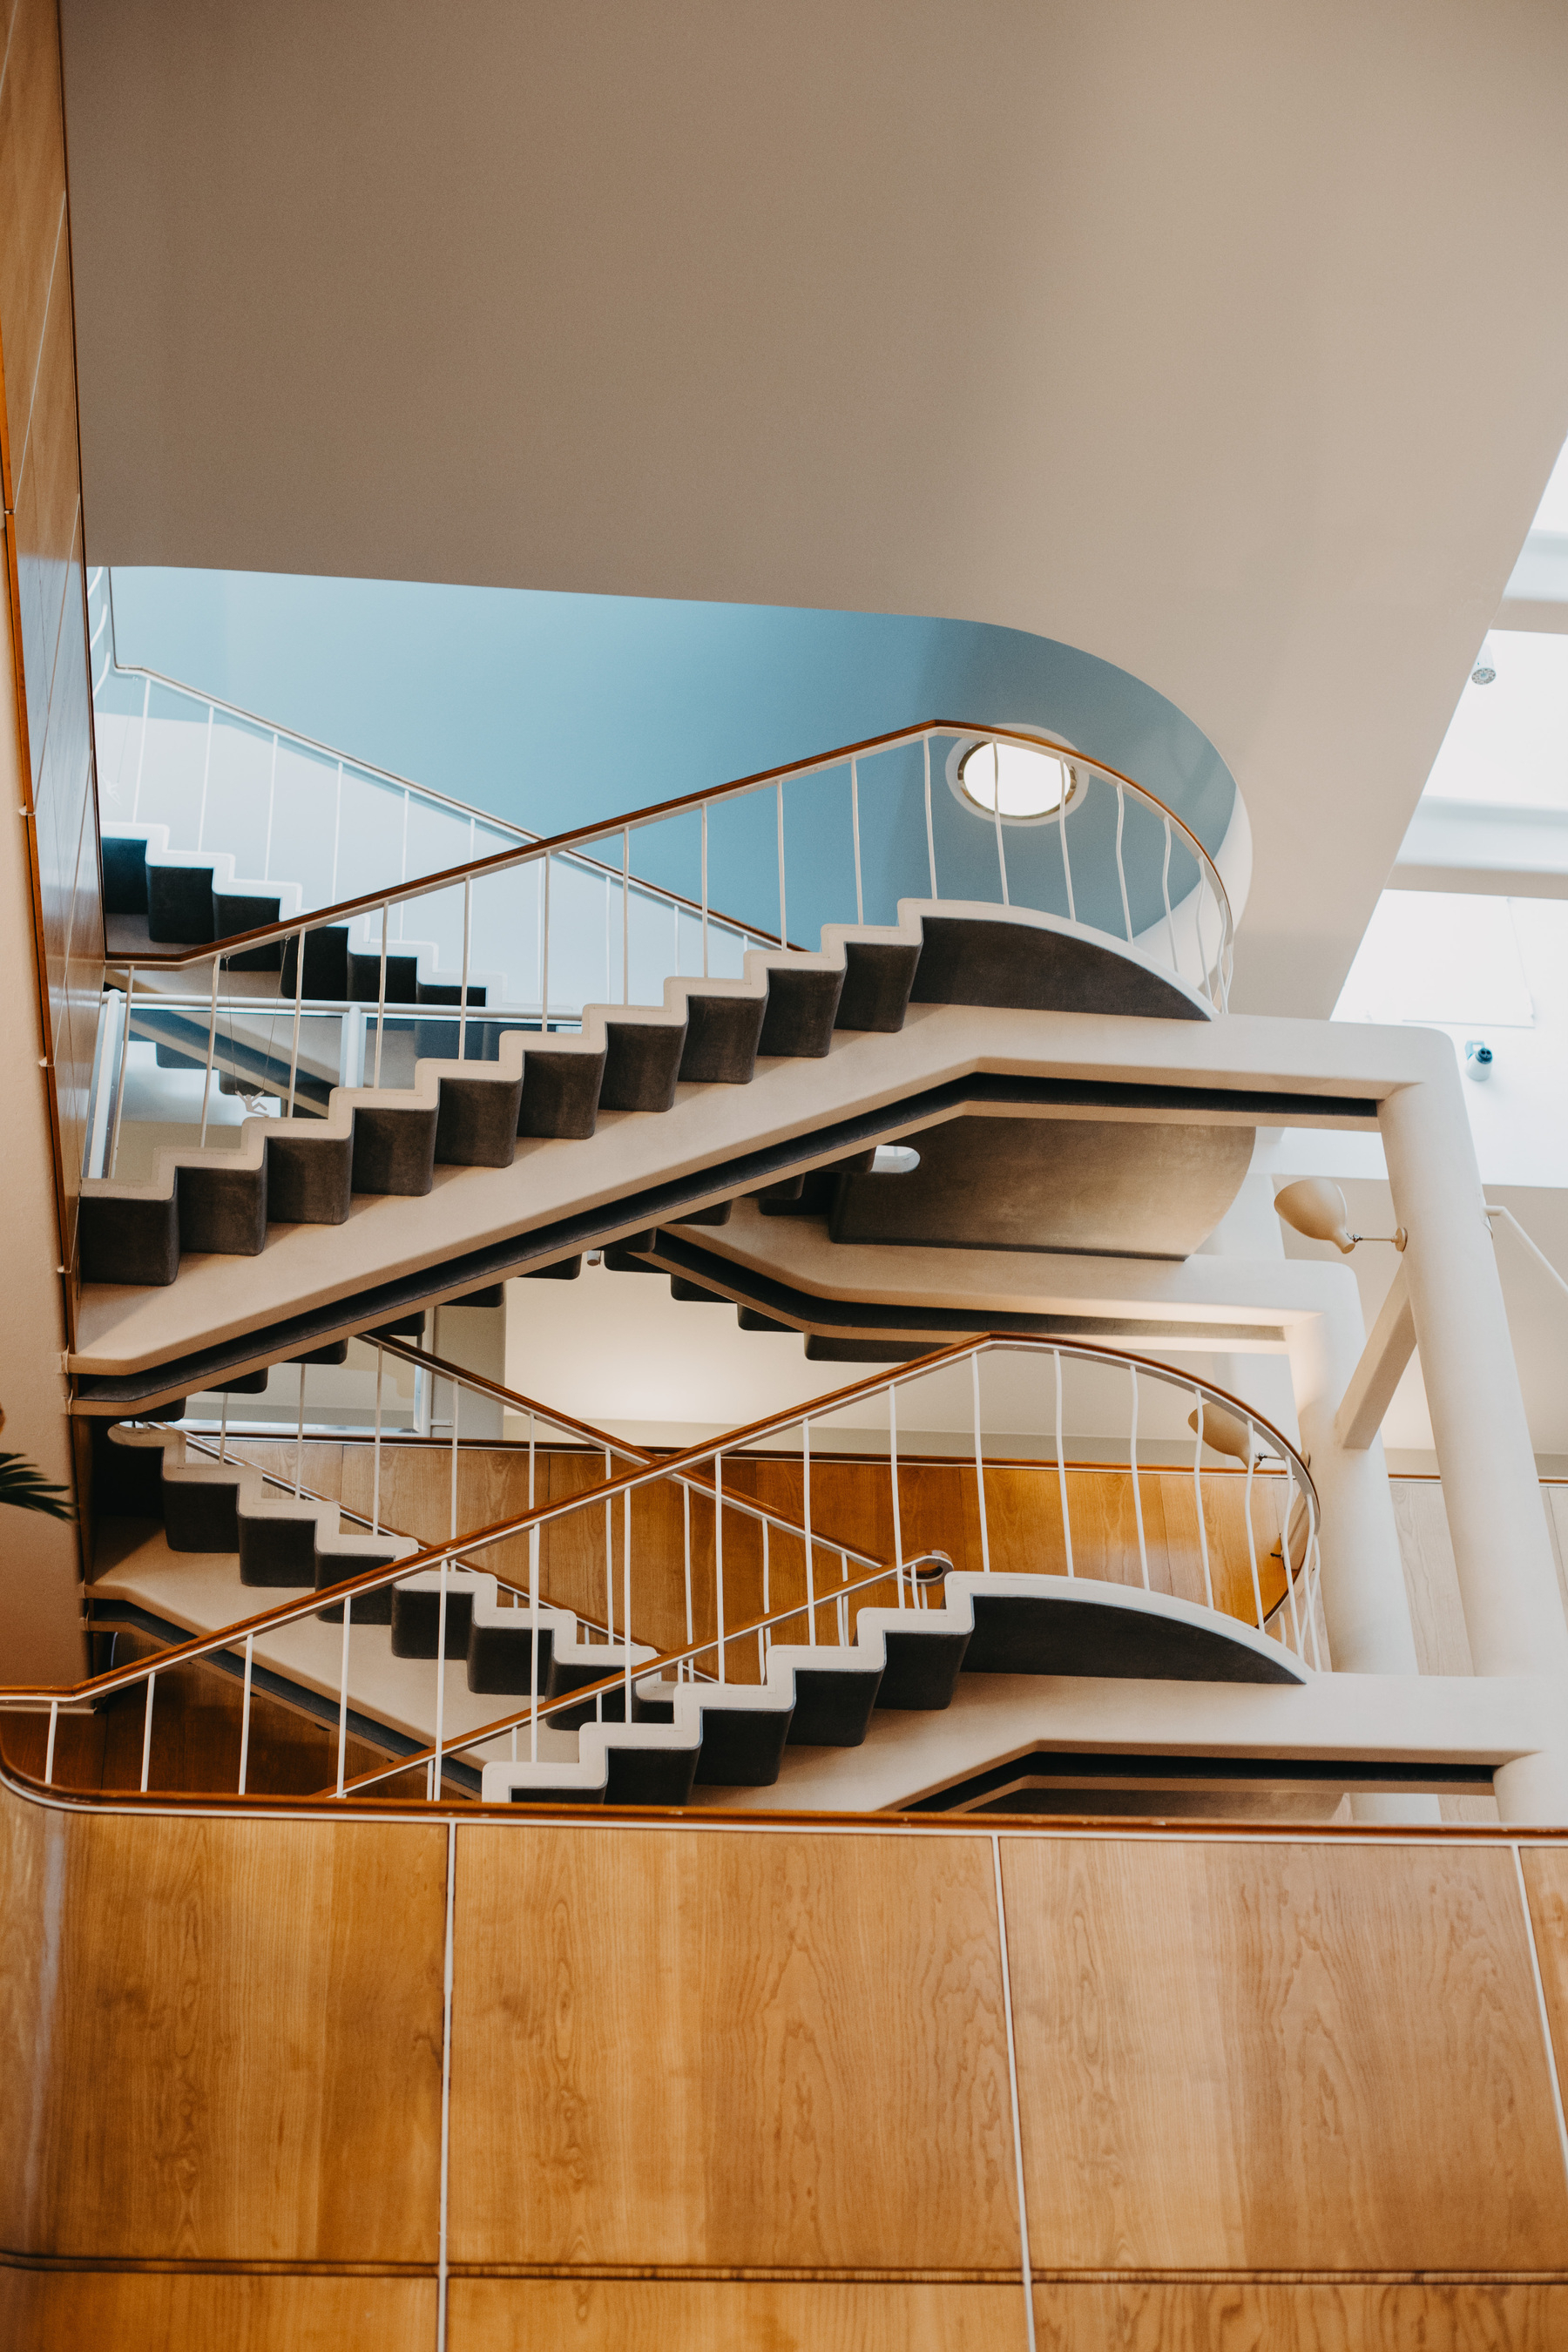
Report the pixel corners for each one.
[1274,1177,1406,1255]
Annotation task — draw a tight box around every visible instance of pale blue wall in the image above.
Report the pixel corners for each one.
[107,569,1237,944]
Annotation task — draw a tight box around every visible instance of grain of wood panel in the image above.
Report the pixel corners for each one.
[449,2277,1028,2349]
[1390,1480,1475,1679]
[0,1784,447,2261]
[0,0,67,496]
[1031,2281,1568,2349]
[1001,1837,1568,2272]
[449,1823,1020,2271]
[0,2268,437,2350]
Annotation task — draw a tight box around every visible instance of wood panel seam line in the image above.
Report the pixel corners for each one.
[1512,1838,1568,2197]
[11,194,65,503]
[990,1830,1037,2351]
[437,1816,455,2352]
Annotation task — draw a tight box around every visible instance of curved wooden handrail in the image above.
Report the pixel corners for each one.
[101,720,1233,975]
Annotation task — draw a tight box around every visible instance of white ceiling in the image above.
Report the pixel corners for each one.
[59,0,1568,1014]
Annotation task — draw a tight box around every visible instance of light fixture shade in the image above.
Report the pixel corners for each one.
[1186,1402,1254,1464]
[1274,1177,1356,1254]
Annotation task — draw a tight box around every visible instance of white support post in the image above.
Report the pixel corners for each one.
[1381,1051,1568,1821]
[1334,1263,1416,1450]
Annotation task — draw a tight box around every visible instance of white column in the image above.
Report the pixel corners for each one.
[1381,1042,1568,1822]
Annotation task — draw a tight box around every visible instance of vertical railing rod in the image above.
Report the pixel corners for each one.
[1278,1454,1304,1656]
[1162,816,1178,977]
[139,1671,156,1793]
[776,779,787,951]
[196,704,214,850]
[714,1449,726,1683]
[108,965,135,1178]
[239,1635,253,1793]
[335,1592,352,1797]
[1054,1348,1074,1577]
[262,730,279,880]
[972,1351,991,1572]
[372,1345,384,1534]
[1244,1437,1266,1633]
[990,745,1009,908]
[623,1486,633,1723]
[198,956,220,1146]
[330,760,344,900]
[373,902,389,1089]
[287,925,306,1119]
[1115,782,1133,943]
[683,1483,694,1681]
[622,827,631,1004]
[44,1699,57,1785]
[700,804,710,977]
[132,674,150,818]
[1059,769,1076,923]
[433,1550,449,1797]
[760,1517,771,1667]
[294,1362,307,1497]
[889,1378,905,1610]
[1130,1363,1149,1589]
[219,1390,229,1463]
[851,756,864,923]
[803,1416,816,1645]
[449,1375,460,1538]
[458,876,472,1061]
[923,734,937,898]
[1193,1393,1214,1609]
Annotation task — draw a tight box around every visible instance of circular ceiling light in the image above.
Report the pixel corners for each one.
[956,738,1073,821]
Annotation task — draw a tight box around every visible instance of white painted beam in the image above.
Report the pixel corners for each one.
[1333,1261,1416,1451]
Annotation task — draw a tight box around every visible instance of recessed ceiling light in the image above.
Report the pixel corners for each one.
[1471,664,1497,686]
[956,738,1073,820]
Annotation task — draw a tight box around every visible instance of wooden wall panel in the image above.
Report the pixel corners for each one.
[1031,2282,1568,2349]
[449,2278,1028,2349]
[0,1807,447,2262]
[1000,1837,1568,2273]
[1519,1845,1568,2120]
[449,1822,1020,2271]
[0,2269,436,2352]
[0,0,104,1301]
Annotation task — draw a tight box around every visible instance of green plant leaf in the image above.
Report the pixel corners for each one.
[0,1453,75,1521]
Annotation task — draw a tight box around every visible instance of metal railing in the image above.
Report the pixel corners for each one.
[86,721,1233,1188]
[6,1335,1316,1806]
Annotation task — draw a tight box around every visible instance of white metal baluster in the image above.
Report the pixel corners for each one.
[1162,816,1178,976]
[219,1389,229,1463]
[923,735,937,898]
[890,1378,905,1610]
[132,675,150,817]
[1059,769,1076,923]
[529,1523,541,1761]
[1054,1349,1074,1576]
[373,902,389,1088]
[1277,1449,1304,1654]
[1244,1437,1266,1633]
[760,1517,771,1664]
[683,1482,694,1680]
[603,849,612,1001]
[287,925,306,1119]
[803,1416,816,1645]
[458,876,472,1061]
[196,705,214,849]
[139,1671,156,1792]
[990,745,1009,907]
[972,1352,991,1572]
[1193,1393,1214,1610]
[714,1449,726,1683]
[198,956,220,1145]
[623,1485,633,1724]
[449,1377,460,1538]
[599,1445,612,1722]
[838,1551,848,1647]
[622,827,631,1004]
[108,965,135,1178]
[542,855,551,1029]
[776,779,787,950]
[262,730,280,878]
[433,1551,449,1796]
[239,1635,253,1793]
[1305,1503,1326,1668]
[851,757,864,923]
[330,760,343,899]
[700,803,710,977]
[372,1345,384,1533]
[335,1591,352,1796]
[294,1362,307,1495]
[1129,1363,1149,1589]
[1115,782,1133,943]
[44,1699,57,1785]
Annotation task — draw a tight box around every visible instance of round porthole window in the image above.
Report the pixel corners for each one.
[953,737,1077,824]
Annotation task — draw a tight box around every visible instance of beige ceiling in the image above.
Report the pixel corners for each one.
[59,0,1568,1014]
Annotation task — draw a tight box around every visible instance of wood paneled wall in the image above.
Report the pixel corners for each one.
[0,0,102,1297]
[5,1766,1568,2345]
